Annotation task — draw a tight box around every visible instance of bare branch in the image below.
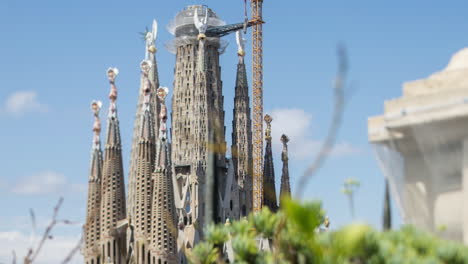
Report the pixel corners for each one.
[12,250,17,264]
[60,230,83,264]
[29,209,36,234]
[24,197,64,264]
[296,44,350,199]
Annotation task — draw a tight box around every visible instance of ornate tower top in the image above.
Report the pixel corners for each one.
[145,20,158,58]
[107,67,119,119]
[236,30,246,59]
[264,114,272,141]
[91,100,103,150]
[141,60,153,110]
[156,86,169,138]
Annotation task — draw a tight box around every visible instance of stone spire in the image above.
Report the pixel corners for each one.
[130,61,158,264]
[263,114,278,212]
[128,20,161,223]
[84,101,103,264]
[100,67,127,263]
[231,31,253,216]
[150,87,179,263]
[383,179,392,231]
[279,134,291,207]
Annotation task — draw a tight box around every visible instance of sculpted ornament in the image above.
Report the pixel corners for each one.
[194,7,209,40]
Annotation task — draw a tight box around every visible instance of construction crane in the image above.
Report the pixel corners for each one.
[202,1,264,213]
[250,0,264,213]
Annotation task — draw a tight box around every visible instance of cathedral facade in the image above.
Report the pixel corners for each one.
[82,5,290,264]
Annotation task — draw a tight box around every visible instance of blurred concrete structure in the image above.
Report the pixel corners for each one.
[369,48,468,243]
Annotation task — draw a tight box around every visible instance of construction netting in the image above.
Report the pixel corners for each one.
[373,117,466,241]
[165,5,228,54]
[165,36,228,55]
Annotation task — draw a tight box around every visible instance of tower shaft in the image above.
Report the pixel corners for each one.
[251,0,264,213]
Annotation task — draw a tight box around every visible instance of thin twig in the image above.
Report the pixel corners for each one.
[296,45,349,199]
[60,230,84,264]
[12,250,17,264]
[24,197,64,264]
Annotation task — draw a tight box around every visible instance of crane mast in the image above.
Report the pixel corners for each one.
[251,0,264,213]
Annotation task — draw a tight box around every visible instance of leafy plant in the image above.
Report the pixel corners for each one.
[188,198,468,264]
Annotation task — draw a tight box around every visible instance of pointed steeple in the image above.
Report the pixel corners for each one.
[263,114,278,212]
[231,30,253,217]
[279,134,291,207]
[100,67,126,263]
[128,20,161,223]
[150,87,178,263]
[131,61,157,264]
[84,101,103,264]
[383,179,392,231]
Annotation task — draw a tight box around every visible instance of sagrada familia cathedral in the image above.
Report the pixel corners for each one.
[82,5,291,264]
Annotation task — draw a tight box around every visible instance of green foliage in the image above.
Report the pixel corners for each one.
[188,198,468,264]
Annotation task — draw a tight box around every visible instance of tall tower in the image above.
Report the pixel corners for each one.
[131,61,157,264]
[279,134,291,207]
[128,20,161,224]
[231,31,253,217]
[150,87,179,263]
[168,5,227,245]
[263,114,278,212]
[100,68,127,263]
[84,101,104,264]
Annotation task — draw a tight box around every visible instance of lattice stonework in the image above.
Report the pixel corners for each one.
[251,0,264,213]
[171,28,227,243]
[150,139,178,263]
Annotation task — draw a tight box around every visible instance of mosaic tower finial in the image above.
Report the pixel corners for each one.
[264,114,273,140]
[107,67,119,118]
[91,100,103,150]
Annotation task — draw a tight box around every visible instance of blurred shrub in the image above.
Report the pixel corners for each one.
[188,198,468,264]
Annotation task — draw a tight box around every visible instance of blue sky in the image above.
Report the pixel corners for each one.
[0,0,467,262]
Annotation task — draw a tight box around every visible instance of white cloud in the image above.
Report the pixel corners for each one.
[269,108,361,160]
[12,171,67,195]
[2,91,48,116]
[0,231,82,264]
